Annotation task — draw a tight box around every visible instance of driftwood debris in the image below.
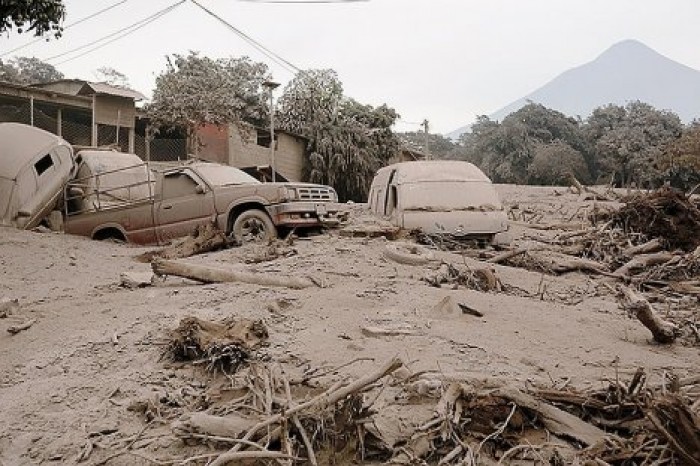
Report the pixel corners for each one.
[383,242,435,266]
[609,187,700,251]
[614,251,674,277]
[207,357,403,466]
[0,298,19,318]
[619,286,678,344]
[423,263,502,291]
[151,259,317,289]
[166,316,268,372]
[138,223,232,262]
[6,318,36,334]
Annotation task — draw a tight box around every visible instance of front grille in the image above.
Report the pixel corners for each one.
[297,187,334,201]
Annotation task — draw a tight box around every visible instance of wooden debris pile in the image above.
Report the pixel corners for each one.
[389,370,700,465]
[137,222,233,262]
[172,357,403,466]
[608,187,700,251]
[166,316,268,373]
[243,238,297,264]
[423,262,501,291]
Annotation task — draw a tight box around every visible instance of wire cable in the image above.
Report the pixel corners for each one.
[46,1,186,65]
[189,0,300,74]
[1,0,130,58]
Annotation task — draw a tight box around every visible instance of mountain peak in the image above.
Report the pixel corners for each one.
[596,39,662,62]
[447,40,700,139]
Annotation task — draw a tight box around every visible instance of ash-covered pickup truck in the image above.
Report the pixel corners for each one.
[64,151,345,245]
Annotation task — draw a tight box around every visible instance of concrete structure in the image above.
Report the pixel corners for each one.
[197,123,307,182]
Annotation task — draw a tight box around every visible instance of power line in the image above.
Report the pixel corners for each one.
[189,0,300,74]
[1,0,130,58]
[46,1,186,65]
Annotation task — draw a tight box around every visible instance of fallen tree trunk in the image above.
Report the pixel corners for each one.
[619,286,677,344]
[172,412,260,440]
[623,238,663,257]
[493,386,608,447]
[614,252,675,277]
[487,247,529,264]
[151,259,317,289]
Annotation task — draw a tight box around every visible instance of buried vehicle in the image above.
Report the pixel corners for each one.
[368,160,510,246]
[0,123,75,229]
[64,151,344,245]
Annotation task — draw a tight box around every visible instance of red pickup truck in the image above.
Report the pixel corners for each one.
[64,151,345,245]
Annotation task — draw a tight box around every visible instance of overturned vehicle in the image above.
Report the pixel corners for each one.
[368,161,511,246]
[64,151,346,245]
[0,123,75,229]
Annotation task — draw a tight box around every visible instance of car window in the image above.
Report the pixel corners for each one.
[162,171,200,199]
[194,164,260,186]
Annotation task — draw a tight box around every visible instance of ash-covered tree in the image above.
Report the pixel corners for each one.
[147,52,269,153]
[528,141,590,185]
[588,102,683,187]
[658,122,700,190]
[11,56,63,83]
[1,0,65,37]
[459,104,588,184]
[277,69,399,201]
[93,66,130,89]
[0,56,63,84]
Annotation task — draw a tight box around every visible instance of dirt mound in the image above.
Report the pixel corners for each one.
[611,188,700,251]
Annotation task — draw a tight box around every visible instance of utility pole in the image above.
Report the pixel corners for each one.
[422,119,430,160]
[263,80,280,182]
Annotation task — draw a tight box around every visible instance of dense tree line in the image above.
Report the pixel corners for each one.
[455,102,698,189]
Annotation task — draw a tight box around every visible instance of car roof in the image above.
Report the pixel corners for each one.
[375,160,491,184]
[0,123,71,180]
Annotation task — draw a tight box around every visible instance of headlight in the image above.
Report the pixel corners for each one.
[285,187,298,200]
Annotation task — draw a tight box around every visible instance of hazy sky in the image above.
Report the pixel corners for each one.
[2,0,700,133]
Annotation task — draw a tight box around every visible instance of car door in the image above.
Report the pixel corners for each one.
[156,168,215,243]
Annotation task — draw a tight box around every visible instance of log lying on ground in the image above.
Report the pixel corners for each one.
[151,259,317,289]
[614,252,675,277]
[623,238,664,257]
[7,318,36,334]
[138,223,231,262]
[526,251,609,275]
[383,242,435,266]
[619,286,677,344]
[172,412,260,441]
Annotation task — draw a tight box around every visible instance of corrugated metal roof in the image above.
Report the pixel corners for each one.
[78,82,146,101]
[0,123,71,179]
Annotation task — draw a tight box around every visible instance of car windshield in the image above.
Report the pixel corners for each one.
[194,164,260,186]
[401,181,503,211]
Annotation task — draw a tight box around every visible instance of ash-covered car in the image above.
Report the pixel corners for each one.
[64,150,346,244]
[368,160,511,246]
[0,123,75,229]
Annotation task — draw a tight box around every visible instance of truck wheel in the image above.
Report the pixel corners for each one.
[232,210,277,243]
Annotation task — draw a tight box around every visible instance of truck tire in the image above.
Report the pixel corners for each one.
[232,209,277,243]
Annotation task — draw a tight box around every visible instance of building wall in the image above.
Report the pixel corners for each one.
[93,95,135,128]
[227,125,305,182]
[197,124,229,164]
